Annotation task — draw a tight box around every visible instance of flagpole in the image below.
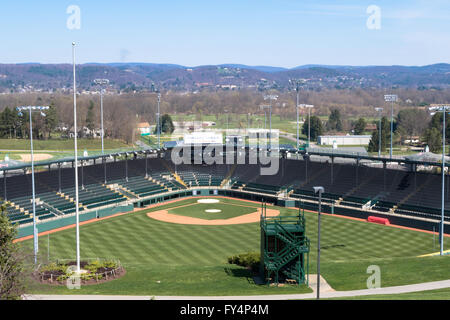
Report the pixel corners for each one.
[72,42,80,273]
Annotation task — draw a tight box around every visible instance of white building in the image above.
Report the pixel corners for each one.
[137,122,151,135]
[318,135,372,146]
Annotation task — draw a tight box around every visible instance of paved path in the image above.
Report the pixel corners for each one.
[23,278,450,300]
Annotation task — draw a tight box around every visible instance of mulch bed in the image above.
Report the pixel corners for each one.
[34,260,126,286]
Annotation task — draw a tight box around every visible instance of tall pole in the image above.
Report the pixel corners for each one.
[296,89,299,150]
[269,105,272,149]
[317,191,321,300]
[313,186,324,300]
[390,100,393,159]
[17,105,49,264]
[308,107,311,146]
[379,115,382,157]
[375,107,383,158]
[73,42,80,273]
[100,88,104,154]
[442,110,446,256]
[157,92,161,149]
[29,109,37,265]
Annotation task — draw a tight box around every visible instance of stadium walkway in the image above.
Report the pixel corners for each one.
[23,278,450,300]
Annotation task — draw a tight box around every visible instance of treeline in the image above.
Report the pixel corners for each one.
[0,88,449,144]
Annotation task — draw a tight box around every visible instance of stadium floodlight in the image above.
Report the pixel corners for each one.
[428,105,450,256]
[16,105,50,265]
[313,186,324,299]
[72,42,81,273]
[299,104,314,147]
[93,78,109,155]
[375,107,384,157]
[384,94,398,159]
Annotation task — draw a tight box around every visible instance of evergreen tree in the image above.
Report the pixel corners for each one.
[423,127,442,153]
[368,116,390,153]
[161,114,175,134]
[302,115,323,141]
[86,100,96,134]
[354,117,367,135]
[0,202,27,299]
[44,103,58,139]
[326,108,343,132]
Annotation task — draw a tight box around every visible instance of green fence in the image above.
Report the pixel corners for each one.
[17,204,134,238]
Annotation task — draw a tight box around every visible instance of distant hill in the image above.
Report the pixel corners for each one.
[0,62,449,92]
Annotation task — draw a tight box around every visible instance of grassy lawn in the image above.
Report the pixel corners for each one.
[18,198,450,297]
[168,201,257,220]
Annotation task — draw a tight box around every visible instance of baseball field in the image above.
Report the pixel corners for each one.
[18,196,450,297]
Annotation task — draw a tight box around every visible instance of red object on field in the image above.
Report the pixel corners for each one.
[368,216,390,225]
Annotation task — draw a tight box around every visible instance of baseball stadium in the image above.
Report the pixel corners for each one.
[2,142,450,300]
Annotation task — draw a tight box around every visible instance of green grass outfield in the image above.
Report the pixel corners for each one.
[168,201,256,220]
[19,196,450,297]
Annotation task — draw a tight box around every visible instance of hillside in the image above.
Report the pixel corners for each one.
[0,63,449,93]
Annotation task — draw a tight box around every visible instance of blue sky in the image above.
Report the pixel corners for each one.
[0,0,449,67]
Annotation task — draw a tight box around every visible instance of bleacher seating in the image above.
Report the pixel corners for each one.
[3,155,450,226]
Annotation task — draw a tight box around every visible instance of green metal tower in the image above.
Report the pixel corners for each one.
[260,203,310,285]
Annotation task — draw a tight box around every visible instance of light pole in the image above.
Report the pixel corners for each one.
[93,78,109,155]
[313,186,324,300]
[72,42,81,273]
[290,79,305,150]
[157,91,161,149]
[260,105,272,148]
[384,94,398,159]
[264,94,278,148]
[429,105,450,256]
[299,104,314,147]
[375,107,384,157]
[224,109,229,132]
[16,105,49,265]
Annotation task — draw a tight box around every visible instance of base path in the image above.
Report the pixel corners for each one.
[147,207,279,225]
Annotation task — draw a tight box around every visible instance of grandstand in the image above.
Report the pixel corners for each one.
[1,147,450,236]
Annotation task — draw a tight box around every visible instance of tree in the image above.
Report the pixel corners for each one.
[396,108,429,144]
[302,115,323,141]
[85,100,96,134]
[326,108,343,132]
[0,202,27,300]
[43,103,58,139]
[161,114,175,134]
[423,127,442,153]
[427,112,450,144]
[353,117,367,135]
[368,116,390,153]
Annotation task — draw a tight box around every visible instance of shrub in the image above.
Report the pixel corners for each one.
[228,252,260,272]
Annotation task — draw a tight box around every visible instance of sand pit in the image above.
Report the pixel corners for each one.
[147,206,279,225]
[19,153,53,162]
